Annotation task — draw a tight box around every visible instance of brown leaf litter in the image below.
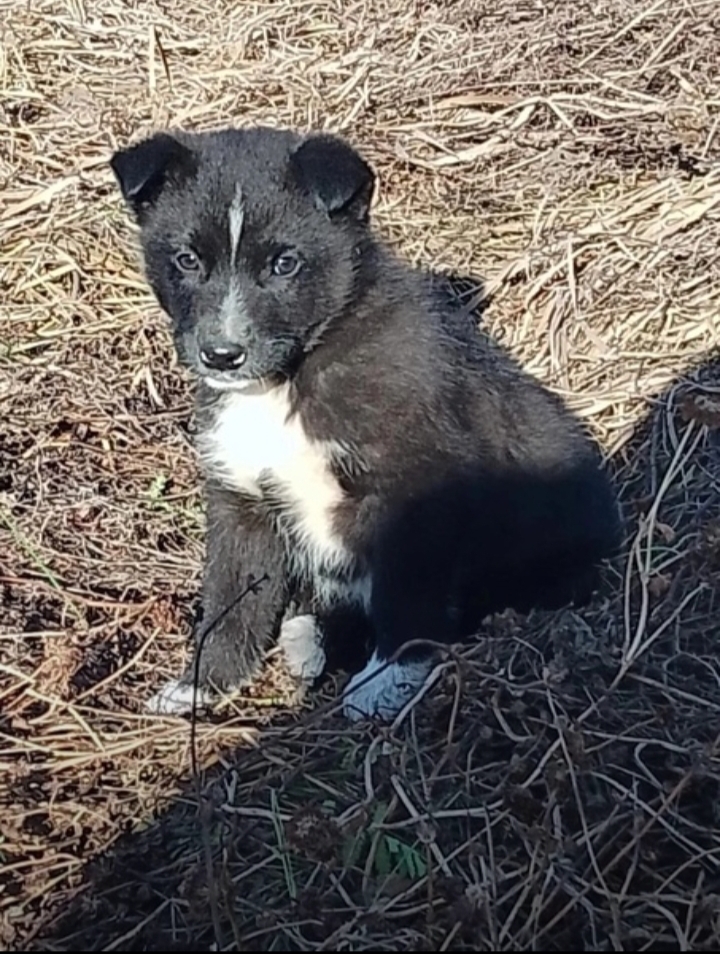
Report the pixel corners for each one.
[2,0,720,949]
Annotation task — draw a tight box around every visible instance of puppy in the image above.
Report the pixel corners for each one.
[110,127,620,720]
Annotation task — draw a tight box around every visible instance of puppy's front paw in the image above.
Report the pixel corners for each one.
[276,614,326,681]
[146,679,215,715]
[342,651,432,722]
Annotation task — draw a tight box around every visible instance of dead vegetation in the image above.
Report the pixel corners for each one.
[2,0,720,949]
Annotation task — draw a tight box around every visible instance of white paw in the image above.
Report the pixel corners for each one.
[342,651,432,722]
[276,614,326,681]
[146,679,215,715]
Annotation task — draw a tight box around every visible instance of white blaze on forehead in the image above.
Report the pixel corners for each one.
[220,279,246,338]
[228,186,245,262]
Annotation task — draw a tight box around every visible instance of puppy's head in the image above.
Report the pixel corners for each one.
[110,127,375,389]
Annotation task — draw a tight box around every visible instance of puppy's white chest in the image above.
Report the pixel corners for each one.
[199,385,350,573]
[203,386,308,495]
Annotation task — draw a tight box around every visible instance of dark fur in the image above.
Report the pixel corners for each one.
[110,127,621,696]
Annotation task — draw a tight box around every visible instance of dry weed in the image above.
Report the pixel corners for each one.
[2,0,720,949]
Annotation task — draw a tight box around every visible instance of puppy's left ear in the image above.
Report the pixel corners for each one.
[290,135,374,221]
[110,133,196,219]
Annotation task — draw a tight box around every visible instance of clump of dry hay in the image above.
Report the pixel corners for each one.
[2,0,720,950]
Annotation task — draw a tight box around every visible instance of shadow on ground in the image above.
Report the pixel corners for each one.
[25,296,720,951]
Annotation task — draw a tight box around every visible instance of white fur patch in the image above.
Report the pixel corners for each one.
[276,614,326,681]
[228,186,245,262]
[315,573,372,611]
[342,651,432,721]
[205,376,253,392]
[198,383,354,582]
[219,280,248,341]
[146,679,215,715]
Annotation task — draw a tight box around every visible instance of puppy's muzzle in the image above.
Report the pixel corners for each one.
[199,344,247,371]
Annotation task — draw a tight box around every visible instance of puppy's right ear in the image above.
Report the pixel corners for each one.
[290,135,374,221]
[110,133,195,218]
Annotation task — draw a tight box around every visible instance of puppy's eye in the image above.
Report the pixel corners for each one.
[174,250,201,273]
[271,250,302,277]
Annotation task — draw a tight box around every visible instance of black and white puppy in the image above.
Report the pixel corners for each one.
[110,127,620,721]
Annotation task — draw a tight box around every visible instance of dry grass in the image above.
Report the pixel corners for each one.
[2,0,720,949]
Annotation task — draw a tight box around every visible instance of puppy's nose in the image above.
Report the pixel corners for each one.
[199,344,247,371]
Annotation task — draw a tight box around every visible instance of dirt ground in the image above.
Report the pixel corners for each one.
[2,0,720,949]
